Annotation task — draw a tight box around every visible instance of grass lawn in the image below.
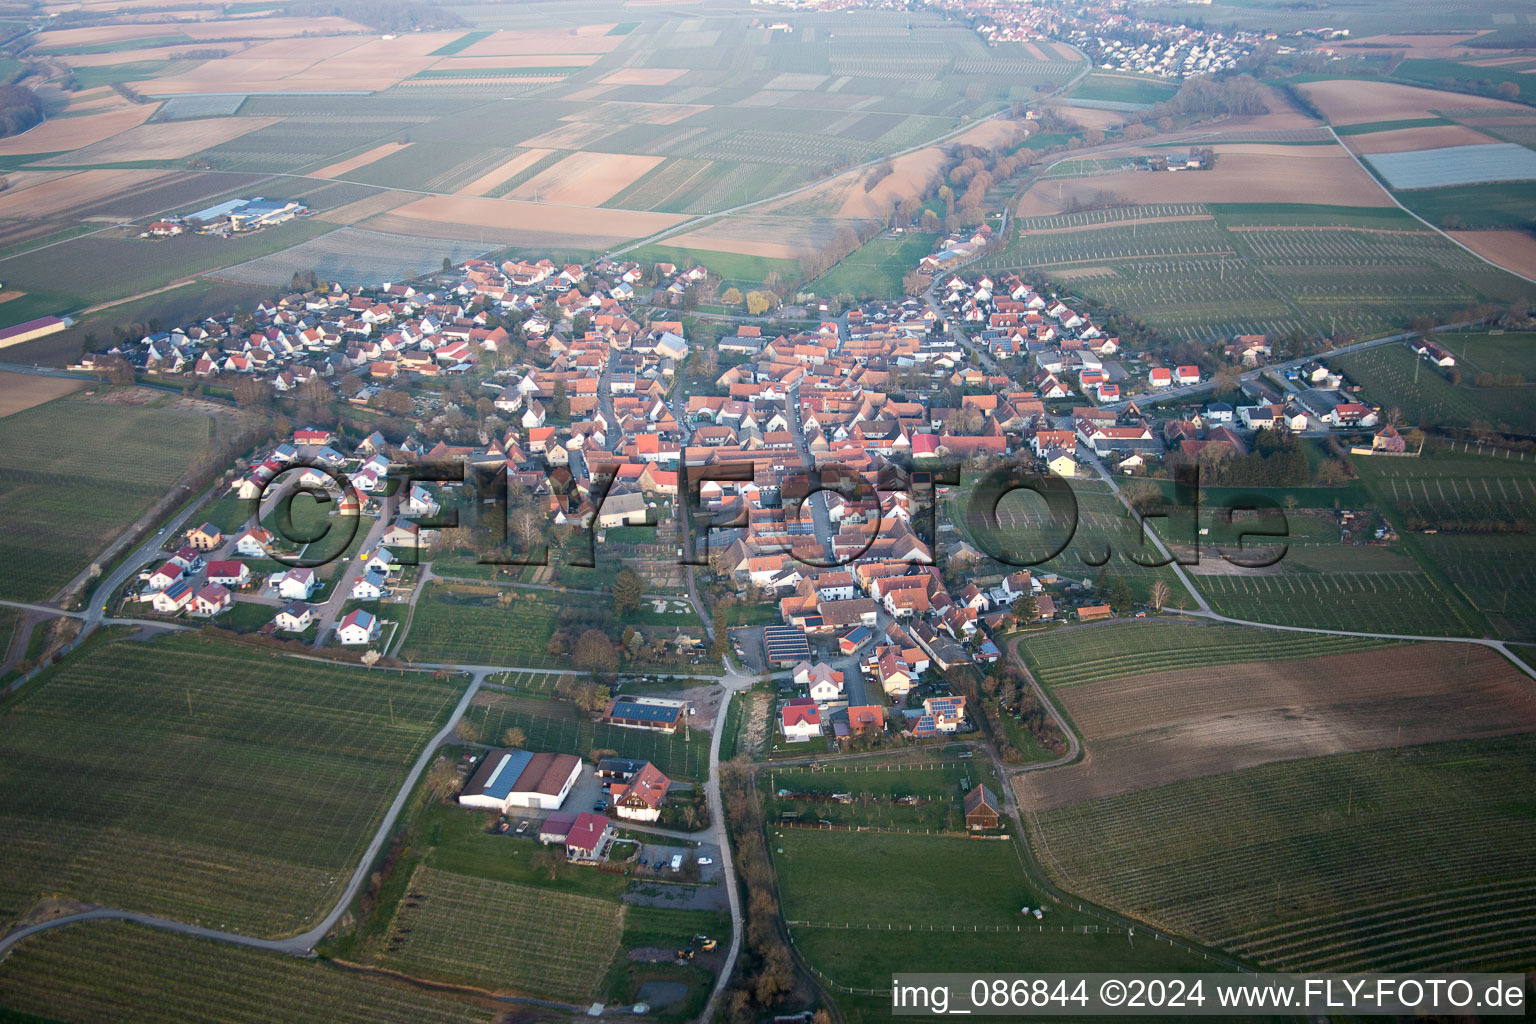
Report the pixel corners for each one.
[0,633,467,936]
[1070,72,1179,106]
[0,921,493,1024]
[199,492,257,536]
[810,231,938,299]
[0,391,213,602]
[773,829,1044,928]
[1026,734,1536,973]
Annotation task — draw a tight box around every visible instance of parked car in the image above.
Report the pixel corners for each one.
[697,857,713,866]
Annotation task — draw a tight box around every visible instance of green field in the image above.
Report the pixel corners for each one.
[466,691,706,779]
[35,33,191,55]
[1018,621,1407,689]
[371,865,620,1001]
[0,392,211,602]
[1333,116,1453,135]
[1350,449,1536,641]
[0,221,337,312]
[1070,72,1178,106]
[774,829,1217,1002]
[398,584,560,666]
[1026,734,1536,972]
[1194,569,1477,636]
[0,634,465,935]
[1333,337,1536,435]
[810,230,939,299]
[426,30,493,56]
[764,758,1001,830]
[1395,181,1536,230]
[0,921,493,1024]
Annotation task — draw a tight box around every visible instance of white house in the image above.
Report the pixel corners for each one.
[336,608,380,646]
[277,568,318,600]
[274,602,312,632]
[792,662,845,703]
[206,560,250,587]
[234,527,274,557]
[191,583,232,618]
[780,698,822,741]
[152,579,194,614]
[351,568,387,600]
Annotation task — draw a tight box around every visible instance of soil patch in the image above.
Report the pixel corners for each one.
[1014,644,1536,811]
[0,371,86,417]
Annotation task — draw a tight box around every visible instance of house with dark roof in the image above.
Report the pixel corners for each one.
[601,695,685,733]
[964,784,1000,830]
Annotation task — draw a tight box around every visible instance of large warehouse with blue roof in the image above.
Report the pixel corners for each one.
[457,749,582,812]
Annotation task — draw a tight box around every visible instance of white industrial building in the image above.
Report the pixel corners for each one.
[458,749,582,812]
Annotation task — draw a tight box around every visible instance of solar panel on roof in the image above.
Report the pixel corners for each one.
[610,700,680,723]
[481,749,534,799]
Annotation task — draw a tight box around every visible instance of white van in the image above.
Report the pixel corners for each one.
[670,854,683,872]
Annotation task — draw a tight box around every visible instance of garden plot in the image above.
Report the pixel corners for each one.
[1364,142,1536,189]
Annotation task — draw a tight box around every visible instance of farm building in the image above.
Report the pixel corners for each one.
[601,695,685,733]
[459,749,583,813]
[964,784,1000,830]
[0,316,68,351]
[763,624,811,666]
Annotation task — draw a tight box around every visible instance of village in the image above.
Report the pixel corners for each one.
[72,230,1417,775]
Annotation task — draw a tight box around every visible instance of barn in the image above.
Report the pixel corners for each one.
[458,749,582,812]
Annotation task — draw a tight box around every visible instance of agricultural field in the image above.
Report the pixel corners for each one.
[774,829,1217,998]
[1015,641,1536,808]
[1025,734,1536,972]
[369,865,620,1001]
[1193,569,1477,636]
[397,583,561,666]
[0,633,466,935]
[1333,337,1536,435]
[0,390,213,602]
[465,690,707,780]
[210,227,492,288]
[1017,620,1406,689]
[985,200,1534,341]
[1068,72,1179,107]
[1351,449,1536,640]
[763,757,1003,831]
[0,921,494,1024]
